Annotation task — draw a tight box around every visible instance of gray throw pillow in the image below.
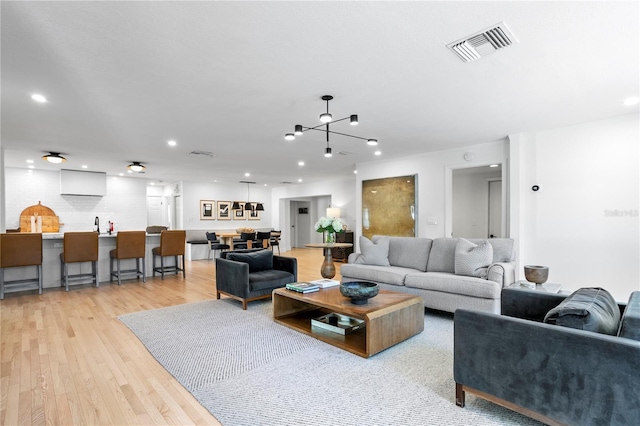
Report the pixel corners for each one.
[227,250,273,273]
[544,287,621,335]
[354,236,390,266]
[454,238,493,278]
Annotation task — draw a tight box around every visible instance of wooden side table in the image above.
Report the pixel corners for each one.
[304,242,353,279]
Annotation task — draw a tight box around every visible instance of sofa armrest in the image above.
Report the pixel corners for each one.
[500,287,568,321]
[487,262,516,286]
[347,252,361,264]
[273,255,297,281]
[454,309,640,425]
[215,258,250,298]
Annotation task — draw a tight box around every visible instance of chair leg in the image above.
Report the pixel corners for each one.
[38,264,43,295]
[153,254,157,277]
[160,256,165,280]
[0,269,5,300]
[110,256,114,282]
[93,261,98,287]
[117,259,122,285]
[141,258,146,283]
[181,255,185,278]
[64,263,69,292]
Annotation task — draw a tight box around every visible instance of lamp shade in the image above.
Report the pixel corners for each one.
[327,207,340,218]
[244,202,253,211]
[42,152,67,164]
[324,147,332,157]
[255,203,265,211]
[231,201,241,210]
[127,162,145,172]
[319,112,332,123]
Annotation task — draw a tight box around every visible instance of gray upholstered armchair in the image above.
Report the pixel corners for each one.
[454,287,640,425]
[215,249,297,309]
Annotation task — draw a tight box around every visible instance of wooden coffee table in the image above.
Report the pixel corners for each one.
[273,287,424,358]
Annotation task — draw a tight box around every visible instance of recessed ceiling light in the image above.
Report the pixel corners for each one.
[28,165,34,169]
[244,172,250,177]
[374,151,381,156]
[127,170,133,174]
[26,159,34,164]
[623,96,639,106]
[119,173,124,176]
[298,161,305,166]
[298,178,302,182]
[81,165,88,169]
[150,182,155,186]
[31,94,47,103]
[489,164,499,168]
[168,140,177,146]
[353,170,357,174]
[264,184,268,186]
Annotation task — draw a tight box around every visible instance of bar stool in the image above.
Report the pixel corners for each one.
[152,230,186,279]
[0,233,43,299]
[109,231,146,285]
[60,231,99,291]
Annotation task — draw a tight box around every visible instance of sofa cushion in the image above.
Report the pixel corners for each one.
[340,264,415,286]
[618,291,640,341]
[470,238,515,263]
[374,236,432,272]
[454,238,493,278]
[405,272,502,299]
[544,287,621,335]
[227,249,273,273]
[248,269,293,292]
[354,236,390,266]
[426,238,458,273]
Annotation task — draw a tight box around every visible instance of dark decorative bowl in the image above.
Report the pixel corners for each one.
[524,265,549,284]
[340,282,379,305]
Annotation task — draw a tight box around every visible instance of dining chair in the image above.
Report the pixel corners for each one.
[233,232,255,250]
[255,231,272,249]
[206,232,230,261]
[270,230,281,255]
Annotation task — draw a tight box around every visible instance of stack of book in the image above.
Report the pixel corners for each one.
[309,278,340,288]
[285,282,319,293]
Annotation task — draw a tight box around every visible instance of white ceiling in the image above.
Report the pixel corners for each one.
[2,1,638,186]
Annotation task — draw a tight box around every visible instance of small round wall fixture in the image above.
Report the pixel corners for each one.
[42,152,67,164]
[128,162,146,172]
[532,185,540,191]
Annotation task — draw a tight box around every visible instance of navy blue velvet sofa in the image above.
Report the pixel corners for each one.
[454,287,640,425]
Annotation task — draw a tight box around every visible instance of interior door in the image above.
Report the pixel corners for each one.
[488,180,502,238]
[147,196,163,226]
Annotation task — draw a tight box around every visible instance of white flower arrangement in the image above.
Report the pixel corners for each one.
[314,216,345,234]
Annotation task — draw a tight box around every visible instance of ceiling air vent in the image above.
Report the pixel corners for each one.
[447,22,517,63]
[189,150,216,157]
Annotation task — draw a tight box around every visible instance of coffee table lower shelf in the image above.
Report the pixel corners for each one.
[272,288,424,358]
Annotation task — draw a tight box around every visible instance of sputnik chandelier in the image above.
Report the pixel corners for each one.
[284,95,378,157]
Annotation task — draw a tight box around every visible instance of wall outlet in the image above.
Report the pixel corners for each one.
[427,217,437,225]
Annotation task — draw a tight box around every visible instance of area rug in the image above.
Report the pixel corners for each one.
[119,299,541,425]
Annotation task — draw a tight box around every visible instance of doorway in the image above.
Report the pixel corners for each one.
[450,165,503,238]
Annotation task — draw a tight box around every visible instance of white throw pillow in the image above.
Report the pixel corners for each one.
[354,236,390,266]
[454,238,493,278]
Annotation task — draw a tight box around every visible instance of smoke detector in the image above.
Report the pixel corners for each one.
[447,22,518,62]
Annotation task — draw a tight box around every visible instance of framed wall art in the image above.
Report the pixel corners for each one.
[248,207,261,221]
[217,201,231,220]
[362,174,417,238]
[234,203,247,220]
[200,200,216,220]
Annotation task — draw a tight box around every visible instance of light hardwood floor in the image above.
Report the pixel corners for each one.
[0,247,341,425]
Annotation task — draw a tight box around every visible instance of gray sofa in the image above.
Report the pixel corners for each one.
[340,236,516,313]
[454,288,640,425]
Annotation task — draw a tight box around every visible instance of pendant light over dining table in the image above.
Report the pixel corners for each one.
[233,181,264,212]
[284,95,379,157]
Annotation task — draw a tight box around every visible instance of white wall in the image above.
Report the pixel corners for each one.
[271,177,356,252]
[4,168,147,232]
[510,113,639,301]
[355,140,507,243]
[181,180,272,230]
